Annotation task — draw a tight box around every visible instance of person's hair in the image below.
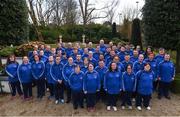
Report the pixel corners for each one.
[108,62,118,72]
[55,55,61,58]
[74,64,81,70]
[159,47,165,51]
[144,63,151,68]
[6,54,18,65]
[88,62,94,68]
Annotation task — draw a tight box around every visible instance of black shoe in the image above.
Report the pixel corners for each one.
[73,106,78,110]
[66,100,70,103]
[165,96,171,100]
[158,95,162,100]
[80,105,84,108]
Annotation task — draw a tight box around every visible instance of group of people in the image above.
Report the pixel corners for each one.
[5,40,175,112]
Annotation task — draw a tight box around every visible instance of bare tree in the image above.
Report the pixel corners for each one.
[104,0,120,24]
[78,0,109,25]
[27,0,43,41]
[62,0,78,25]
[121,6,138,21]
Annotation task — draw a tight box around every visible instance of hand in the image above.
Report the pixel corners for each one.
[158,77,161,80]
[84,91,87,94]
[172,77,175,81]
[58,80,62,84]
[96,90,100,92]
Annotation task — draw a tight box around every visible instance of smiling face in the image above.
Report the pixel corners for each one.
[34,55,39,62]
[75,65,80,74]
[138,54,144,62]
[127,65,132,73]
[88,64,94,72]
[111,62,117,71]
[9,55,15,62]
[144,64,151,71]
[164,54,170,61]
[48,56,54,62]
[55,56,61,64]
[68,57,73,65]
[23,56,29,64]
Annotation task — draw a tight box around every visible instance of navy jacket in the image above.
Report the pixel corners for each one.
[62,63,75,85]
[136,70,154,95]
[133,61,145,74]
[83,70,101,93]
[158,60,175,83]
[31,61,45,80]
[5,62,19,82]
[95,66,108,84]
[50,63,63,84]
[69,71,84,92]
[145,58,158,81]
[45,62,55,84]
[17,63,33,83]
[122,72,136,92]
[104,70,122,94]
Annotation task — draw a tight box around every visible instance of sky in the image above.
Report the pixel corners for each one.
[91,0,145,24]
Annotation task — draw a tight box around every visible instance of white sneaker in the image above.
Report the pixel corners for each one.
[121,106,125,110]
[107,106,111,111]
[146,106,151,110]
[128,106,132,110]
[132,98,135,102]
[55,100,59,104]
[137,106,142,111]
[113,106,117,111]
[60,99,64,103]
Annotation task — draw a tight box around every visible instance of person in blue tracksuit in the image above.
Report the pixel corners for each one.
[60,53,68,65]
[50,56,64,104]
[133,54,145,74]
[110,55,125,72]
[99,39,107,54]
[65,43,73,58]
[88,51,97,67]
[118,46,126,62]
[5,55,23,99]
[62,57,75,103]
[121,64,136,110]
[88,42,95,52]
[74,54,83,68]
[39,50,48,63]
[82,48,89,60]
[144,53,158,91]
[17,56,33,100]
[130,50,139,63]
[44,45,52,57]
[69,65,84,109]
[31,55,46,100]
[45,55,55,100]
[104,62,122,111]
[28,45,39,59]
[105,50,116,66]
[95,61,108,102]
[93,46,101,61]
[158,53,175,99]
[83,63,100,112]
[135,63,155,111]
[81,57,89,73]
[122,54,133,71]
[155,48,165,65]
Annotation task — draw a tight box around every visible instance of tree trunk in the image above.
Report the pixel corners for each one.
[176,49,180,73]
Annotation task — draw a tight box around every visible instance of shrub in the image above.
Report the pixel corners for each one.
[0,47,16,57]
